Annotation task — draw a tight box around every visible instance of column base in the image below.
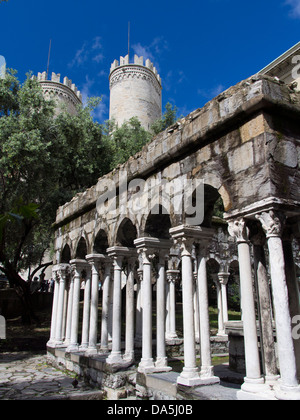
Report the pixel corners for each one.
[106,351,124,365]
[154,357,172,373]
[66,344,79,353]
[199,366,220,385]
[85,347,98,356]
[275,382,300,401]
[123,351,135,363]
[138,358,155,374]
[237,377,277,400]
[79,344,88,351]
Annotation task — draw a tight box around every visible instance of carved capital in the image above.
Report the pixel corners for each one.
[228,219,250,243]
[218,272,230,285]
[166,269,180,284]
[256,211,285,238]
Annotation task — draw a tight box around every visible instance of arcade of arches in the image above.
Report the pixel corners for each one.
[47,75,300,400]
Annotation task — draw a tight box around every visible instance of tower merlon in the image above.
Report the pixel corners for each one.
[35,72,82,101]
[109,55,162,87]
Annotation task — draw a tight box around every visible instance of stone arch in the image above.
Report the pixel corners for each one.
[115,217,137,248]
[143,204,172,239]
[61,243,72,263]
[93,229,109,254]
[193,170,232,214]
[75,237,88,259]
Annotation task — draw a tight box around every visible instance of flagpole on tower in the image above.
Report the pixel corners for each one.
[128,22,130,60]
[46,39,52,80]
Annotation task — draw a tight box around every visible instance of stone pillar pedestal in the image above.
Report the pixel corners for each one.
[197,242,219,384]
[100,259,112,353]
[80,268,91,350]
[47,267,60,347]
[166,270,179,341]
[228,219,265,396]
[67,259,87,353]
[124,257,136,362]
[257,211,300,400]
[155,248,172,372]
[170,225,219,387]
[106,249,124,364]
[86,254,104,355]
[54,264,69,346]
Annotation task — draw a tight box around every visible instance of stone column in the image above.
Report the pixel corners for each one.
[166,270,179,340]
[228,219,264,394]
[170,226,200,386]
[212,274,225,336]
[64,273,74,346]
[135,269,143,346]
[100,259,112,353]
[282,230,300,381]
[67,259,86,353]
[256,211,300,400]
[193,271,200,342]
[124,257,136,362]
[218,272,230,324]
[86,254,103,355]
[80,269,91,350]
[47,267,60,347]
[155,249,171,372]
[55,264,69,346]
[106,251,124,364]
[136,247,155,373]
[196,243,219,384]
[250,228,278,383]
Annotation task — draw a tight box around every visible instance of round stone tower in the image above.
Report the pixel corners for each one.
[109,54,162,130]
[36,71,82,115]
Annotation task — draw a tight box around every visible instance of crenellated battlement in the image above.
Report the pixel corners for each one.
[109,54,161,86]
[35,71,82,102]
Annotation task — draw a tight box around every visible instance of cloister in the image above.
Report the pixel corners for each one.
[47,74,300,400]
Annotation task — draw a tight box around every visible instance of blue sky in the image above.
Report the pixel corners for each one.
[0,0,300,123]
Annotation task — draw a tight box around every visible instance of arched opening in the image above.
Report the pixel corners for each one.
[61,244,71,263]
[116,218,137,248]
[76,237,88,260]
[93,230,109,254]
[144,205,172,239]
[185,183,224,228]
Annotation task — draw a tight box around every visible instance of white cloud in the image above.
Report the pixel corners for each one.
[198,84,225,100]
[132,36,169,72]
[80,75,108,123]
[285,0,300,18]
[69,37,105,68]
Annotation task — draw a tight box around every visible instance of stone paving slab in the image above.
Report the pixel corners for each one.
[0,352,102,400]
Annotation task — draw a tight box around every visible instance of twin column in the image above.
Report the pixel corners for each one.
[228,211,300,400]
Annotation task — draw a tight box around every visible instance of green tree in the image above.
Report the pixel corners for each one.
[0,70,109,323]
[151,102,178,135]
[105,117,152,169]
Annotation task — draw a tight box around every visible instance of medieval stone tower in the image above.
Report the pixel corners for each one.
[36,71,82,115]
[109,54,162,130]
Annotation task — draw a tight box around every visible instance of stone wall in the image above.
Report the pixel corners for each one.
[52,74,300,261]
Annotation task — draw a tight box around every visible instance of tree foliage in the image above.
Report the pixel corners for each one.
[0,69,181,323]
[151,102,178,135]
[0,70,110,322]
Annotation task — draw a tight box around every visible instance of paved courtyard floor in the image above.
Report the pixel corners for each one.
[0,352,102,400]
